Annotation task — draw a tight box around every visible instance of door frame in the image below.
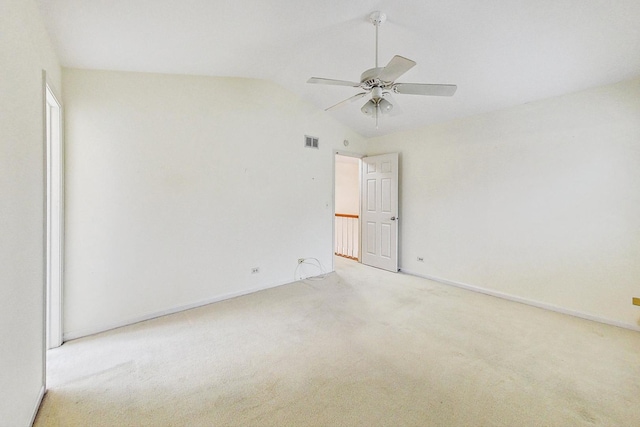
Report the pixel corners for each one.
[332,149,364,272]
[42,70,64,364]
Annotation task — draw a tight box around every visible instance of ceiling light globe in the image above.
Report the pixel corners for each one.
[379,98,393,114]
[361,99,376,117]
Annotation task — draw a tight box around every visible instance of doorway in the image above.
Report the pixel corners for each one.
[334,153,361,264]
[45,79,63,350]
[333,151,400,273]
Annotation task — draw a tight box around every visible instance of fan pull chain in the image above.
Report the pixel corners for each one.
[375,103,379,129]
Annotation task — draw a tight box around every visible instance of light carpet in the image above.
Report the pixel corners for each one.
[35,257,640,426]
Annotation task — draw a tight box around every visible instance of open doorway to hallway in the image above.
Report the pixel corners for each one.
[335,151,400,272]
[334,153,361,263]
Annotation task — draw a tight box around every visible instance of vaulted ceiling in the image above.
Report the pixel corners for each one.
[36,0,640,137]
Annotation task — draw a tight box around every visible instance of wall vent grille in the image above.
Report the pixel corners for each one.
[305,135,319,149]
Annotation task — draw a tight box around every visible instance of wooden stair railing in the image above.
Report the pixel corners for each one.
[335,213,359,260]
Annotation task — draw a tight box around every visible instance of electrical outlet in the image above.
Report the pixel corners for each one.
[298,258,305,264]
[251,267,259,274]
[417,257,424,262]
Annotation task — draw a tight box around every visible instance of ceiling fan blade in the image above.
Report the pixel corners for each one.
[326,92,368,111]
[377,55,416,82]
[393,83,457,96]
[307,77,361,87]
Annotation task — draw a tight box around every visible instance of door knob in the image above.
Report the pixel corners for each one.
[390,216,397,221]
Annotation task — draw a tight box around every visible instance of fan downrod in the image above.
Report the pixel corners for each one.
[369,11,386,68]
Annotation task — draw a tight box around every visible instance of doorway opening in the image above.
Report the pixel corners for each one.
[334,151,400,273]
[334,153,361,265]
[45,79,63,350]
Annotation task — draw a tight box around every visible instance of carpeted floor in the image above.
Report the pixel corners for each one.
[35,257,640,426]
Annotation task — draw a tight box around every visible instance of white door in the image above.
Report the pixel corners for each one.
[361,153,398,272]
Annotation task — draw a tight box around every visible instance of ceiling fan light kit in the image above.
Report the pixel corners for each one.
[307,11,457,128]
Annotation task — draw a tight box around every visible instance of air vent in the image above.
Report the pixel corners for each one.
[304,135,319,149]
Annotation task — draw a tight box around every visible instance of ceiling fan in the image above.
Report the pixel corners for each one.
[307,11,457,127]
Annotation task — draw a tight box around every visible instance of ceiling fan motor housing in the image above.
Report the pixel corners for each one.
[360,67,385,89]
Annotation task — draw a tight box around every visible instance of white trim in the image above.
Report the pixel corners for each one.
[400,268,640,333]
[41,71,47,398]
[44,83,64,350]
[43,71,64,358]
[29,386,46,427]
[63,279,295,341]
[334,150,364,159]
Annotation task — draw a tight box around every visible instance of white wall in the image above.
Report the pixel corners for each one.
[0,0,61,424]
[367,77,640,329]
[63,68,366,338]
[335,156,359,215]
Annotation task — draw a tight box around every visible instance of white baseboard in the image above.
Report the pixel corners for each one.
[400,268,640,333]
[63,279,294,341]
[29,385,45,427]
